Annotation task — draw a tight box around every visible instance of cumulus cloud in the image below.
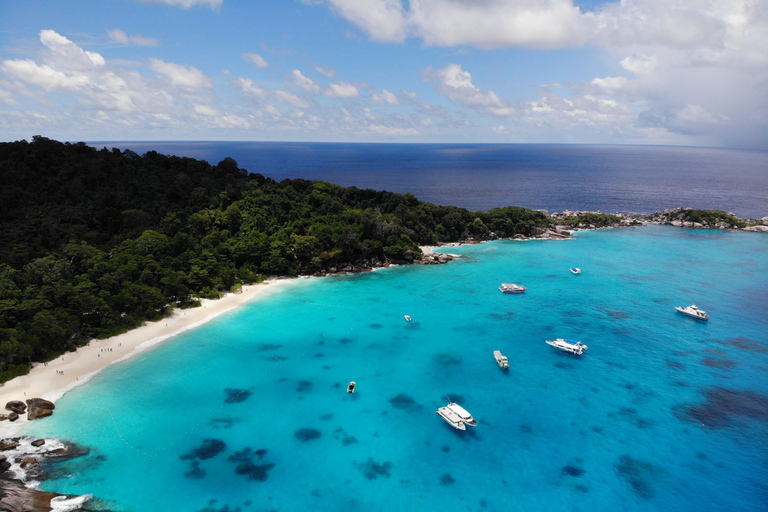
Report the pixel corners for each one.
[147,58,212,89]
[325,81,359,98]
[324,0,407,42]
[422,63,513,116]
[371,88,399,105]
[274,89,309,108]
[291,69,320,93]
[236,77,267,98]
[107,29,159,47]
[40,29,105,70]
[242,53,268,68]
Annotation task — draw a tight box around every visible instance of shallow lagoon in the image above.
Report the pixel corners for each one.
[26,226,768,511]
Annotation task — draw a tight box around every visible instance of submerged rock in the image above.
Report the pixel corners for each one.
[294,428,321,442]
[181,439,227,461]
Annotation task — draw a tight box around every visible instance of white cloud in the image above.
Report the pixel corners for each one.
[242,53,268,68]
[141,0,223,8]
[325,81,359,98]
[291,69,320,93]
[107,29,159,47]
[371,88,399,105]
[590,76,628,91]
[422,63,512,116]
[236,77,267,98]
[401,89,418,100]
[314,65,336,78]
[368,124,420,136]
[194,104,218,116]
[620,54,657,75]
[40,29,105,70]
[492,125,508,133]
[325,0,407,42]
[1,59,90,91]
[274,89,309,108]
[147,58,212,89]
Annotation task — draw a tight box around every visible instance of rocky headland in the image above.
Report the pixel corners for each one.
[0,437,92,511]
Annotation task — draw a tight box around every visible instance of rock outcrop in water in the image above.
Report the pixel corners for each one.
[4,401,26,415]
[25,398,55,421]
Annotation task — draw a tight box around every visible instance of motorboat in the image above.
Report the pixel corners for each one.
[493,350,509,370]
[570,267,581,274]
[675,305,709,321]
[347,381,356,393]
[446,403,477,427]
[436,406,466,430]
[404,315,412,322]
[546,338,588,355]
[499,283,526,294]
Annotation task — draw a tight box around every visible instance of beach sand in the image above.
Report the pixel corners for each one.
[0,278,295,422]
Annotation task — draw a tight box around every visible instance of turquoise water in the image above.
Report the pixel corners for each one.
[25,226,768,512]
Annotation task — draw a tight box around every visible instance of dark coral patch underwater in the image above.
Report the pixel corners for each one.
[294,428,322,442]
[615,455,657,500]
[389,393,421,411]
[677,387,768,427]
[224,388,252,404]
[355,458,392,480]
[180,438,227,460]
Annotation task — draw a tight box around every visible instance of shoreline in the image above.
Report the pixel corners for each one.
[0,277,297,427]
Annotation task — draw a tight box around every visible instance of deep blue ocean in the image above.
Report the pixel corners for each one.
[24,226,768,512]
[89,142,768,218]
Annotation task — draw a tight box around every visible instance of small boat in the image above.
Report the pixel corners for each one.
[546,338,588,355]
[436,406,466,430]
[570,267,581,274]
[347,381,356,393]
[499,283,526,294]
[675,305,709,321]
[493,350,509,370]
[404,315,411,322]
[446,403,477,426]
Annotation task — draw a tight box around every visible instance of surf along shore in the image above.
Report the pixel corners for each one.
[0,278,297,424]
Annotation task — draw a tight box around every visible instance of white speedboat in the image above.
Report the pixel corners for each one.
[347,381,356,393]
[436,406,466,430]
[499,283,526,294]
[493,350,509,370]
[546,338,588,355]
[675,305,709,321]
[404,315,412,322]
[446,403,477,427]
[570,267,581,274]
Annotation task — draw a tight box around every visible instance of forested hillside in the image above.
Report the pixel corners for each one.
[0,137,550,381]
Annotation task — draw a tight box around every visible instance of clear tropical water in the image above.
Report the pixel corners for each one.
[90,142,768,218]
[24,226,768,512]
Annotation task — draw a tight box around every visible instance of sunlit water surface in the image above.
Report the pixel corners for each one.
[25,226,768,512]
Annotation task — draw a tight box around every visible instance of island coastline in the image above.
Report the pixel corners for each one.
[0,278,297,428]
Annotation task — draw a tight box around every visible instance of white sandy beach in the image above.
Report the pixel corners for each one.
[0,278,296,419]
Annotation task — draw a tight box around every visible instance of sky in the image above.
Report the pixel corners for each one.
[0,0,766,149]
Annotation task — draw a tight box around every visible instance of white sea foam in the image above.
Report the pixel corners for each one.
[50,494,92,511]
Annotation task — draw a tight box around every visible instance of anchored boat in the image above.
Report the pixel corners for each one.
[499,283,526,294]
[436,406,466,430]
[404,315,412,322]
[347,381,356,393]
[446,403,477,427]
[493,350,509,370]
[675,305,709,321]
[546,338,588,355]
[570,267,581,274]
